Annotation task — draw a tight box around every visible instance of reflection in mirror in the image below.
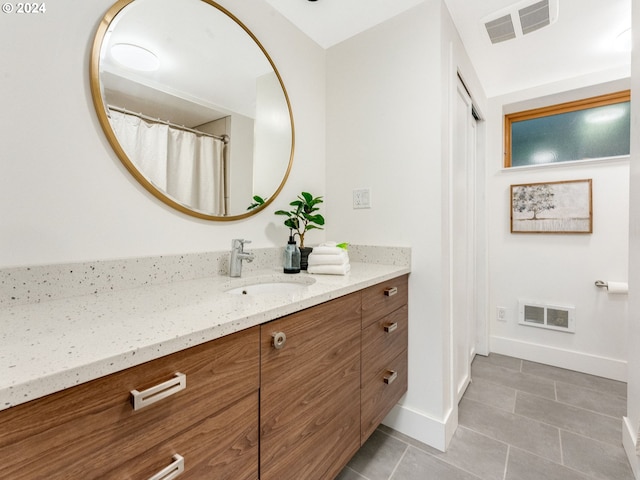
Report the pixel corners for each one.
[91,0,294,220]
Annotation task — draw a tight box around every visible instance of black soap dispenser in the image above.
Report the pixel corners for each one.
[283,231,301,274]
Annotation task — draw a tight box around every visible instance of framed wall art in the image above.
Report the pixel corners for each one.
[510,179,592,234]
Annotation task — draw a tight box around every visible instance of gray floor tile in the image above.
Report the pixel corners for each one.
[390,446,481,480]
[471,360,556,400]
[335,466,369,480]
[458,397,561,463]
[556,380,627,419]
[340,353,632,480]
[424,426,508,480]
[472,353,522,372]
[377,424,443,455]
[562,430,635,480]
[515,391,622,446]
[379,424,508,480]
[521,360,627,398]
[505,446,592,480]
[347,429,407,480]
[463,376,517,413]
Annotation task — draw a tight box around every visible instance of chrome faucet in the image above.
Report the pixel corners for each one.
[229,239,254,277]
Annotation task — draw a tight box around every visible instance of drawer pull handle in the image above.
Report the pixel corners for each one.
[272,331,287,350]
[384,370,398,385]
[384,322,398,333]
[131,372,186,411]
[149,454,184,480]
[384,287,398,297]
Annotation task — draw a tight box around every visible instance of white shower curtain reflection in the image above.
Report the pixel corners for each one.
[109,110,226,215]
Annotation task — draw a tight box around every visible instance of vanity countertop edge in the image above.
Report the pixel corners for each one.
[0,262,410,411]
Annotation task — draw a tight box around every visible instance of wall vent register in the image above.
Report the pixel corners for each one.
[518,299,575,333]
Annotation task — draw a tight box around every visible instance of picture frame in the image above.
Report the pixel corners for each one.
[510,179,592,234]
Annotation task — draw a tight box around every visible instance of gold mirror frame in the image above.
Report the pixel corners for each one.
[90,0,294,221]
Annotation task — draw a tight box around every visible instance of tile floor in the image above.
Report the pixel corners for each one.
[337,353,633,480]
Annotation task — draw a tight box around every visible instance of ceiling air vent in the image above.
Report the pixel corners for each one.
[485,15,516,44]
[483,0,558,44]
[519,0,550,35]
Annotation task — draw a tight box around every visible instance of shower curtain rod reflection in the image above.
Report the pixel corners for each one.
[107,105,229,143]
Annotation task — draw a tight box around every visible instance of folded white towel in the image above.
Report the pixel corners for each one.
[307,251,349,266]
[308,263,351,275]
[311,246,345,256]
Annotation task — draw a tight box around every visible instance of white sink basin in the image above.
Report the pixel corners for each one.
[225,277,315,295]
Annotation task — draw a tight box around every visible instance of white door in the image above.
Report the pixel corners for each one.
[452,77,477,403]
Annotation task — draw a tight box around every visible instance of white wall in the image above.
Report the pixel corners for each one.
[486,76,631,381]
[623,0,640,475]
[326,0,486,450]
[0,0,326,268]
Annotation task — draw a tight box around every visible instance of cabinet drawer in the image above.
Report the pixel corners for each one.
[104,392,259,480]
[0,326,260,479]
[361,350,408,444]
[361,305,408,386]
[361,274,408,329]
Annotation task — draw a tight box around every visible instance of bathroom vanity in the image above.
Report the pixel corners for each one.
[0,249,409,479]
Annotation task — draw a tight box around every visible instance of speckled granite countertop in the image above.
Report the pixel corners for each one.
[0,258,410,411]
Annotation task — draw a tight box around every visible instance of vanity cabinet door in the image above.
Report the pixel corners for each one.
[260,292,362,480]
[0,326,259,479]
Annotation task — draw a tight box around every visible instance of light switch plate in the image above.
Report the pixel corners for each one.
[353,188,371,209]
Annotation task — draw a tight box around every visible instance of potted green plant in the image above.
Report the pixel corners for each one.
[275,192,324,269]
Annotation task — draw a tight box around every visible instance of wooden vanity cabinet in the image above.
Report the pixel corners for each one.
[0,274,408,479]
[360,275,409,444]
[0,326,260,480]
[260,292,362,480]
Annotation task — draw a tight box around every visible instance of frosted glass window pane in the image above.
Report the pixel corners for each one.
[510,102,630,167]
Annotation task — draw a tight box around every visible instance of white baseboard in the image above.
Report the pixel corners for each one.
[623,416,640,479]
[490,336,627,382]
[382,402,457,452]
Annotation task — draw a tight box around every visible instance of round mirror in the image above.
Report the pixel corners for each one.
[90,0,294,220]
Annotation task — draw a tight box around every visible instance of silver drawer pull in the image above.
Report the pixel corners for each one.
[272,331,287,350]
[384,287,398,297]
[131,372,186,411]
[384,370,398,385]
[149,454,184,480]
[384,322,398,333]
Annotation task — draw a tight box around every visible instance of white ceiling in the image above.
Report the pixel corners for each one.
[267,0,632,98]
[264,0,425,49]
